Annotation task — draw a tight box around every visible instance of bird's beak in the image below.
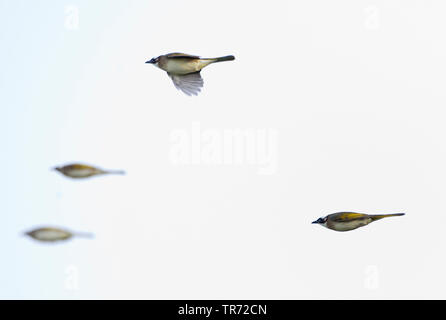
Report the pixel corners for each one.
[311,220,319,224]
[145,58,156,64]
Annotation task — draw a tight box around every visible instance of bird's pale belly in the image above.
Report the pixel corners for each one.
[67,168,96,177]
[34,230,71,241]
[332,218,372,231]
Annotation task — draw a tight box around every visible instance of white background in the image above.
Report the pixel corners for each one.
[1,0,446,299]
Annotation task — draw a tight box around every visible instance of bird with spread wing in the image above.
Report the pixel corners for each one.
[145,52,235,96]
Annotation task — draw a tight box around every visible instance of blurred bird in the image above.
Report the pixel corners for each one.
[24,227,94,243]
[145,52,235,96]
[53,163,125,179]
[312,212,405,232]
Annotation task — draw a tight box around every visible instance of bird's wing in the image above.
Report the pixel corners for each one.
[331,212,366,222]
[66,164,95,170]
[168,72,203,96]
[165,53,200,59]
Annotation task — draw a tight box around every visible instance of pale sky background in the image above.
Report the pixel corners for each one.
[1,0,446,299]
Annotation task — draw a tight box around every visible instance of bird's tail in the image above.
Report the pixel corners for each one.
[205,55,235,63]
[73,231,95,239]
[369,213,405,221]
[103,169,126,175]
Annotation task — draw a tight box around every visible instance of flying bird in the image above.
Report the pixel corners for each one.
[53,163,125,179]
[145,52,235,96]
[312,212,405,232]
[24,227,94,243]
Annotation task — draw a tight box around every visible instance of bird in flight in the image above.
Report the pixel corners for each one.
[145,52,235,96]
[53,163,125,179]
[24,226,94,243]
[312,212,405,232]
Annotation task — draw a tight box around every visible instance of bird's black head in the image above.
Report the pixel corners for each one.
[145,57,159,64]
[312,217,327,224]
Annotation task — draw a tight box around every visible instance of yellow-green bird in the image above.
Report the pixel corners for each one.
[24,227,94,243]
[53,163,125,179]
[145,52,235,96]
[312,212,405,232]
